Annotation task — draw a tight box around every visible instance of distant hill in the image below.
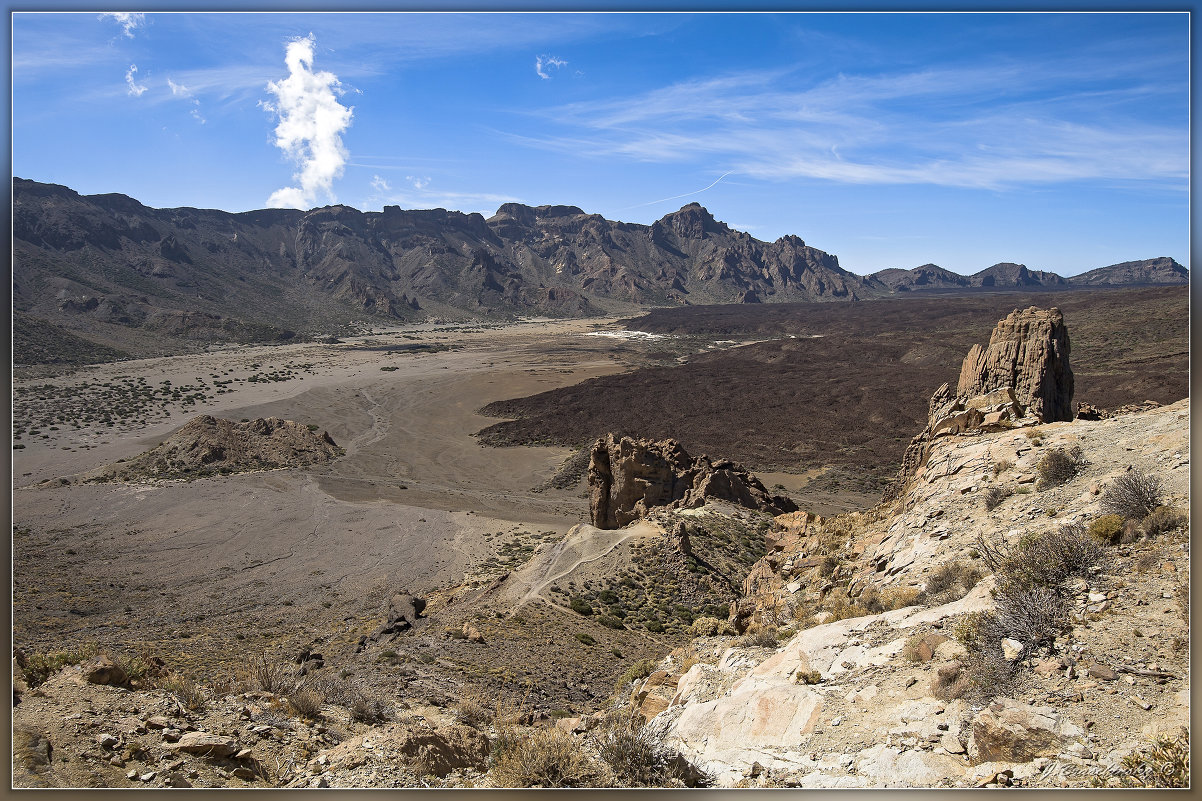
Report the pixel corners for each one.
[869,258,1186,295]
[1067,257,1188,287]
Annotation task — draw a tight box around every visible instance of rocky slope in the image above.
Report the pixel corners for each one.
[634,397,1189,788]
[14,178,1186,362]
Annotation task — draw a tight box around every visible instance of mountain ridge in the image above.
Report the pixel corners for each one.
[12,178,1188,363]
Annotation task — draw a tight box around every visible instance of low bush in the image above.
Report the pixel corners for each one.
[597,615,626,630]
[1141,506,1187,538]
[23,643,100,688]
[569,598,594,616]
[1035,445,1085,490]
[992,459,1015,477]
[490,726,600,788]
[453,689,494,728]
[980,524,1105,594]
[983,485,1013,512]
[1088,514,1125,544]
[287,685,324,720]
[916,561,983,606]
[737,627,779,648]
[795,669,822,685]
[575,632,596,646]
[350,693,390,724]
[249,653,294,694]
[1101,470,1163,520]
[161,674,207,712]
[592,711,698,787]
[689,616,735,637]
[1102,730,1190,788]
[614,659,657,695]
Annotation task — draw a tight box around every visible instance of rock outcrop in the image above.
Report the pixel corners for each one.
[587,434,797,529]
[954,306,1073,424]
[885,307,1073,502]
[93,415,340,480]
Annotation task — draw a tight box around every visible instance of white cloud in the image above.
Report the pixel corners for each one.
[99,12,145,38]
[518,58,1186,192]
[406,175,430,190]
[125,64,147,97]
[535,55,567,80]
[371,175,391,192]
[167,78,191,97]
[263,34,354,210]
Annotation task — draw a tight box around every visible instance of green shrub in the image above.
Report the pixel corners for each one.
[1101,469,1163,520]
[615,659,656,694]
[1035,445,1085,490]
[575,632,596,646]
[23,643,100,688]
[597,615,626,630]
[689,616,734,637]
[795,669,822,685]
[1088,514,1125,544]
[569,598,594,616]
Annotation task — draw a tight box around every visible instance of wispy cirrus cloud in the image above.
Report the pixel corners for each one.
[99,11,145,38]
[517,52,1186,192]
[535,55,567,79]
[262,34,354,210]
[124,64,147,96]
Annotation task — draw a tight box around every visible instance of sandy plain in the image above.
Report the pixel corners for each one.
[14,317,699,669]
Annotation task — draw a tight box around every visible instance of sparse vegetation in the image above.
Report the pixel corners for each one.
[1088,514,1125,544]
[286,685,324,720]
[249,653,293,694]
[592,710,700,787]
[916,561,982,606]
[737,627,779,648]
[1101,469,1163,520]
[1140,505,1187,538]
[575,632,596,646]
[161,673,207,712]
[1097,730,1190,788]
[983,485,1013,511]
[22,643,100,688]
[490,725,600,788]
[1035,445,1085,489]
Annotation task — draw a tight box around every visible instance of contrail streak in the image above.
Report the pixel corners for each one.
[624,171,733,210]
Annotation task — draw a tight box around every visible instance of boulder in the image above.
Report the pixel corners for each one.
[169,732,240,758]
[368,593,427,643]
[82,655,127,686]
[588,433,796,529]
[967,698,1083,765]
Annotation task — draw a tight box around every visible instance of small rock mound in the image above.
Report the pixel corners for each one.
[587,434,797,529]
[96,415,340,480]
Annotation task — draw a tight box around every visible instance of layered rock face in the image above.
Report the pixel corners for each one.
[884,307,1073,502]
[955,306,1073,424]
[587,434,797,529]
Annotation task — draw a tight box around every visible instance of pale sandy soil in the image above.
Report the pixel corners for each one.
[11,318,645,662]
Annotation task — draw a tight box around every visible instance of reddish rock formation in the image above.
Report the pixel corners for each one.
[587,434,797,529]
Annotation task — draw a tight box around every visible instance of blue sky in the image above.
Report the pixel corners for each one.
[11,11,1189,276]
